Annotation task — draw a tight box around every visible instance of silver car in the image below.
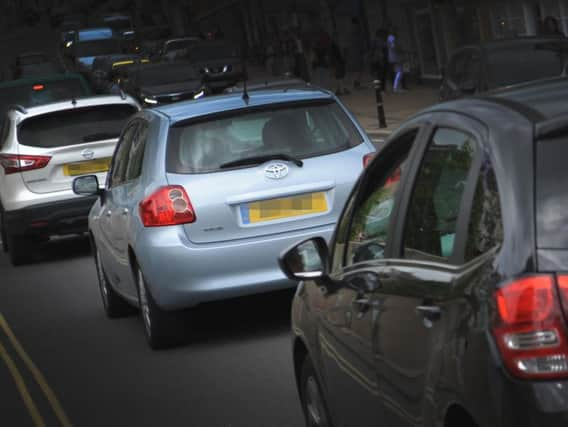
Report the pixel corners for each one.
[74,89,375,348]
[0,95,140,265]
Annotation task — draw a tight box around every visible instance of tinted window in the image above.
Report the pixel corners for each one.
[18,105,137,148]
[74,39,121,57]
[134,63,199,85]
[125,123,148,181]
[404,128,476,261]
[487,44,564,88]
[167,101,362,174]
[537,136,568,248]
[465,158,503,260]
[344,130,417,267]
[110,124,137,187]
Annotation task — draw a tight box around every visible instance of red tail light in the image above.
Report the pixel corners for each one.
[363,153,375,168]
[493,275,568,379]
[139,185,196,227]
[0,154,51,174]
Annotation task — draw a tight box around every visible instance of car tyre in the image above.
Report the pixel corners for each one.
[94,248,136,318]
[300,356,333,427]
[135,266,184,349]
[8,234,31,266]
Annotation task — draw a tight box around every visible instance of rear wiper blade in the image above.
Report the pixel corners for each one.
[220,154,304,169]
[82,132,120,142]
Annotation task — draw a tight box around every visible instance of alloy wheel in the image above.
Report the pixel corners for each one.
[305,376,328,427]
[95,250,109,309]
[137,269,152,336]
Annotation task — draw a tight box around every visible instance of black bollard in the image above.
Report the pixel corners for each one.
[373,79,387,129]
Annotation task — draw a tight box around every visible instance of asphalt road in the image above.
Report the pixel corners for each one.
[0,236,305,427]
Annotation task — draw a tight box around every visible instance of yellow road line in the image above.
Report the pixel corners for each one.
[0,313,73,427]
[0,339,46,427]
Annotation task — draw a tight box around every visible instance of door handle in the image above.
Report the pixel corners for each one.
[416,305,442,322]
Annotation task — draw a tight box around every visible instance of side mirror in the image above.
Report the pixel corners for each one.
[279,237,329,281]
[73,175,101,196]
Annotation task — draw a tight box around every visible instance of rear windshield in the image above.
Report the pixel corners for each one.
[487,44,564,88]
[75,39,121,57]
[136,64,199,85]
[537,137,568,248]
[166,101,363,174]
[18,105,137,148]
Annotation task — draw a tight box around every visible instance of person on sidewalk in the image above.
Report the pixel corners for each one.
[311,27,331,89]
[388,29,406,93]
[292,28,310,82]
[346,17,365,90]
[370,28,388,92]
[330,34,348,95]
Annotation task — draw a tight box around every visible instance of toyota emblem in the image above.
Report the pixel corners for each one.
[81,149,95,160]
[265,163,289,179]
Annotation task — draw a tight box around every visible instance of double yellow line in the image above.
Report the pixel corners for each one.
[0,313,73,427]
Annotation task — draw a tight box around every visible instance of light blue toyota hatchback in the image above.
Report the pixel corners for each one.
[74,88,375,348]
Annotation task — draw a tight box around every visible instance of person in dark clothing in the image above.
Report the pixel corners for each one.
[330,35,347,95]
[370,28,388,91]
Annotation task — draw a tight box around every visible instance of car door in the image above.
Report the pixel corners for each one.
[317,126,424,427]
[374,116,488,427]
[111,119,148,296]
[98,121,138,289]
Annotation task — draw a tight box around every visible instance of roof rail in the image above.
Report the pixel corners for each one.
[535,113,568,138]
[7,104,28,114]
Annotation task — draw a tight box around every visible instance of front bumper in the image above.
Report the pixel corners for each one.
[134,223,334,310]
[4,196,98,237]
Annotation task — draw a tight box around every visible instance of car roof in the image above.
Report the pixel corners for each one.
[7,95,140,120]
[153,89,334,123]
[0,73,88,89]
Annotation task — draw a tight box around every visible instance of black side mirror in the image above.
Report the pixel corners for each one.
[73,175,101,196]
[279,237,330,281]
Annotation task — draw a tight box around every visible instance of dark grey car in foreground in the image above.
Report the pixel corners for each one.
[282,77,568,427]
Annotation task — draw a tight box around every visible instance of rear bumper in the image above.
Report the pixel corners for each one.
[134,224,334,310]
[4,196,98,237]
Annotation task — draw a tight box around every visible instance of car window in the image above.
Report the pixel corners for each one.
[125,122,148,182]
[18,105,136,148]
[404,128,476,262]
[343,130,418,267]
[166,101,363,174]
[110,123,137,188]
[465,156,503,261]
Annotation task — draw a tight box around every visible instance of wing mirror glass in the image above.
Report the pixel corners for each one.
[73,175,100,196]
[279,237,329,281]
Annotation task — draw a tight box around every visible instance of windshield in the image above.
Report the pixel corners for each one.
[74,39,121,57]
[487,44,564,88]
[165,39,199,53]
[136,65,198,86]
[18,105,137,148]
[189,43,240,61]
[166,101,363,173]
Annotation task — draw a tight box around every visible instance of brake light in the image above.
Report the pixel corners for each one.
[493,275,568,379]
[32,84,44,91]
[0,154,51,174]
[363,153,375,168]
[139,186,196,227]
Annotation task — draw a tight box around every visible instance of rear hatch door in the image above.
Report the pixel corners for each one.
[17,103,137,194]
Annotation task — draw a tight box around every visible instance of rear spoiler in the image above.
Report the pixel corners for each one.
[536,114,568,138]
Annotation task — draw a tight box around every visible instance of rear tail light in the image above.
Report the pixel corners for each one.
[139,185,196,227]
[363,153,375,168]
[0,154,51,174]
[493,275,568,379]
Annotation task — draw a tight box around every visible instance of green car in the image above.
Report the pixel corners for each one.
[0,73,91,125]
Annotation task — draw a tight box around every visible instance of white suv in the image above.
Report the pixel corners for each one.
[0,95,140,265]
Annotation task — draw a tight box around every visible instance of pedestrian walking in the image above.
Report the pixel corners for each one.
[346,17,365,90]
[311,27,331,89]
[388,29,406,93]
[330,34,347,95]
[292,28,310,82]
[369,28,388,92]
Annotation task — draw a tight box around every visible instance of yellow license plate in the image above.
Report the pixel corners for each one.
[64,158,111,176]
[243,192,328,224]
